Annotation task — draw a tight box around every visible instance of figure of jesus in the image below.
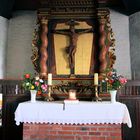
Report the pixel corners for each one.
[53,20,93,74]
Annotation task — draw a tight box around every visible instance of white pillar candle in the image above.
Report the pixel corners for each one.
[48,73,52,85]
[94,73,98,85]
[0,93,2,108]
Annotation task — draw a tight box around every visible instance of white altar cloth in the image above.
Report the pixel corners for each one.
[15,101,132,128]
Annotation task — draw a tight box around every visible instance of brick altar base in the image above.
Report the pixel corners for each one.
[23,123,122,140]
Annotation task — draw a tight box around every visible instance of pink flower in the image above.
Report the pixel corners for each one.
[35,81,39,86]
[119,77,127,84]
[41,84,48,91]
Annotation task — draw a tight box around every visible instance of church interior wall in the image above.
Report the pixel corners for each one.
[129,11,140,80]
[0,16,8,78]
[5,11,36,79]
[110,9,131,79]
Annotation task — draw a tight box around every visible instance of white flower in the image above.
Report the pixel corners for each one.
[35,76,39,80]
[26,82,30,86]
[39,79,44,83]
[105,78,108,81]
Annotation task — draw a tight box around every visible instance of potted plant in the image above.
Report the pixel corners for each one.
[105,69,127,103]
[22,73,48,102]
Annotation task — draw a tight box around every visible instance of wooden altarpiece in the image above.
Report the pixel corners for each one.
[31,0,116,99]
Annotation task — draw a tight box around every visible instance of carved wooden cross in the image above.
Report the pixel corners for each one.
[53,19,93,75]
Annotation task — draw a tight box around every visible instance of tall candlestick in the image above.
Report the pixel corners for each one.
[48,73,52,85]
[94,73,98,85]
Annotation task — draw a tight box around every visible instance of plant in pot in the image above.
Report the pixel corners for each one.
[105,69,127,103]
[22,73,48,102]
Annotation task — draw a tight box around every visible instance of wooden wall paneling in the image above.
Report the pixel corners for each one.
[118,97,136,140]
[118,95,140,140]
[3,95,22,140]
[0,80,140,140]
[0,84,2,139]
[2,94,30,140]
[136,100,140,140]
[118,81,140,140]
[0,127,2,139]
[0,80,30,140]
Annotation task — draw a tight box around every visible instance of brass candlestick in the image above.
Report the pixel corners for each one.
[44,85,54,101]
[93,85,102,102]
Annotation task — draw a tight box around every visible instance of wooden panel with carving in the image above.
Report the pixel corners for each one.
[31,7,116,79]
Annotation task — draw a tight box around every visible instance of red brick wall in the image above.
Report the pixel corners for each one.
[23,123,122,140]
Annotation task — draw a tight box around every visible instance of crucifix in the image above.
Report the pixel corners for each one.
[53,19,93,75]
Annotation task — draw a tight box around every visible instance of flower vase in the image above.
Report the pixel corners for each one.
[109,90,117,103]
[30,90,37,103]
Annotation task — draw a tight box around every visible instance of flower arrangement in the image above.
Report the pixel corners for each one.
[22,73,48,93]
[105,69,127,91]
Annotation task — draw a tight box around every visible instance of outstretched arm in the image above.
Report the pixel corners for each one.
[78,28,93,34]
[53,30,69,35]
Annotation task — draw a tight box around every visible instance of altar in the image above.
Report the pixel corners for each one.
[15,101,132,140]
